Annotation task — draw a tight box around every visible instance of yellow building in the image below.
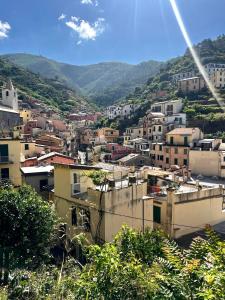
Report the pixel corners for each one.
[0,138,38,186]
[20,109,32,124]
[96,127,119,143]
[54,163,153,243]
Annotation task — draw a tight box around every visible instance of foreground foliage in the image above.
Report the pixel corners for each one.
[0,185,56,277]
[5,226,225,299]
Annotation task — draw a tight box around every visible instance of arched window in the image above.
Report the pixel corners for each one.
[6,91,9,97]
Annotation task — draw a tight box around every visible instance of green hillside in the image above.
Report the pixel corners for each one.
[112,35,225,135]
[0,58,95,113]
[2,53,163,106]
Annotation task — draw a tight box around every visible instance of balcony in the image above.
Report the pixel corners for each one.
[0,156,13,164]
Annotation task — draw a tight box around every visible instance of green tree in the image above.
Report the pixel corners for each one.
[0,185,56,281]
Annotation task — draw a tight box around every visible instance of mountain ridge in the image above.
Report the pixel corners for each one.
[2,53,163,106]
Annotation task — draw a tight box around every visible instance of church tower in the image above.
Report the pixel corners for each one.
[1,79,19,111]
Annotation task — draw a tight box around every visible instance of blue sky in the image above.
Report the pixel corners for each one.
[0,0,225,65]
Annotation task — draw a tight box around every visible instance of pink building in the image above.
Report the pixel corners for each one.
[106,143,134,160]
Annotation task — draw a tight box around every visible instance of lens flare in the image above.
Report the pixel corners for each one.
[169,0,225,110]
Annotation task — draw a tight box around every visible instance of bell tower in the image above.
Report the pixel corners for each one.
[1,79,18,111]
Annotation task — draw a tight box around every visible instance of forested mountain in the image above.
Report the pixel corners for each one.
[2,53,163,106]
[126,34,225,103]
[0,58,95,113]
[111,35,225,135]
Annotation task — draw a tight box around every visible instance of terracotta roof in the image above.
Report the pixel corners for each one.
[167,128,199,135]
[52,120,67,131]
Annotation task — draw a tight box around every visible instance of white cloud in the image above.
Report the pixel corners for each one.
[71,16,79,22]
[58,14,66,21]
[0,21,11,39]
[77,40,82,45]
[66,17,105,41]
[81,0,99,6]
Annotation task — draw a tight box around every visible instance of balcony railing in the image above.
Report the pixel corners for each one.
[0,156,11,163]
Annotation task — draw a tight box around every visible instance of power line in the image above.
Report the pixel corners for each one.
[84,205,225,235]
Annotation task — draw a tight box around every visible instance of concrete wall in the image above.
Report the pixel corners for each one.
[103,182,153,241]
[173,187,225,238]
[189,150,220,177]
[154,187,225,239]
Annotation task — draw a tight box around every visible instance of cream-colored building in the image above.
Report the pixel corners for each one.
[209,69,225,89]
[123,126,143,144]
[152,185,225,239]
[0,138,39,186]
[205,63,225,89]
[151,99,183,116]
[145,170,225,239]
[189,139,225,178]
[54,163,153,243]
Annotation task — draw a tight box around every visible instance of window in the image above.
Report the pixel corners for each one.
[222,196,225,211]
[170,137,174,145]
[166,148,169,154]
[166,157,169,164]
[160,155,164,161]
[153,126,156,132]
[159,145,162,151]
[0,144,9,162]
[183,159,187,166]
[174,158,178,165]
[158,126,161,132]
[76,208,90,232]
[184,136,188,145]
[153,206,161,224]
[40,179,48,191]
[73,173,78,183]
[24,144,29,150]
[1,168,9,179]
[6,91,9,97]
[174,148,178,154]
[72,207,77,226]
[184,149,188,155]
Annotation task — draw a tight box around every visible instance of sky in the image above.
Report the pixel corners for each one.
[0,0,225,65]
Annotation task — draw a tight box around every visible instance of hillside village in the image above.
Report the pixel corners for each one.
[1,55,225,247]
